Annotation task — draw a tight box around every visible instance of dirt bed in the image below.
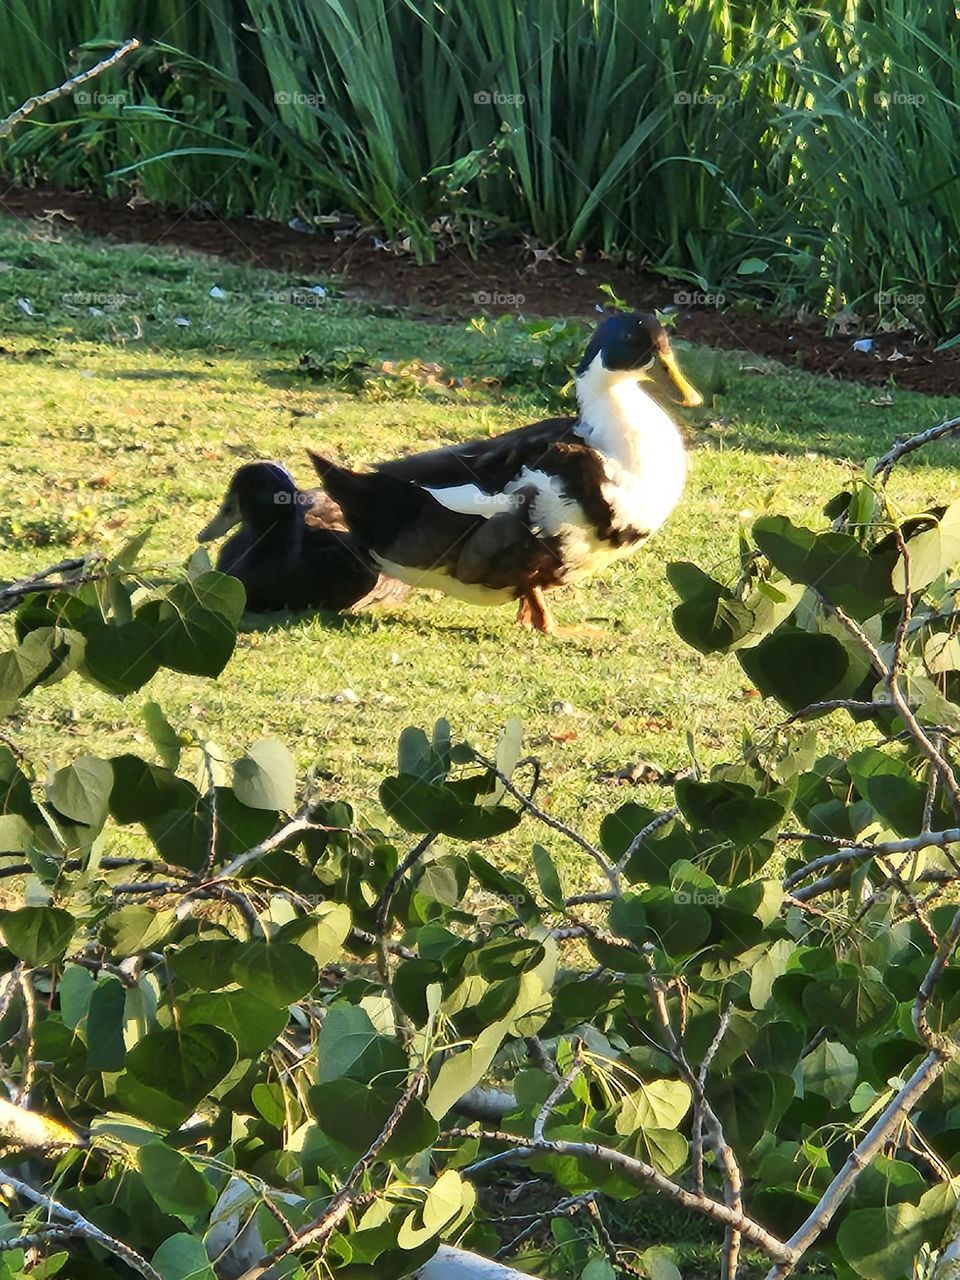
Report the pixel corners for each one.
[2,182,958,396]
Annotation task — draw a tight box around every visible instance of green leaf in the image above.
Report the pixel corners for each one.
[615,1079,692,1135]
[119,1025,237,1126]
[148,571,244,677]
[801,1039,859,1106]
[58,964,95,1029]
[476,937,545,981]
[711,1071,777,1155]
[848,748,926,836]
[180,990,288,1057]
[276,903,351,967]
[426,1019,510,1119]
[398,726,446,782]
[317,1004,407,1084]
[737,256,768,275]
[100,906,177,959]
[83,620,161,695]
[533,844,563,906]
[173,939,240,991]
[750,940,796,1010]
[110,755,197,825]
[47,756,113,827]
[87,977,127,1071]
[151,1233,217,1280]
[581,1262,616,1280]
[892,502,960,592]
[139,1142,216,1224]
[466,852,537,919]
[670,568,755,654]
[143,702,183,770]
[397,1169,470,1249]
[0,632,62,714]
[231,941,318,1006]
[802,971,898,1041]
[0,906,75,965]
[738,630,849,712]
[379,774,466,835]
[640,888,714,954]
[635,1127,689,1177]
[675,779,787,844]
[232,738,296,811]
[837,1183,957,1279]
[310,1078,439,1159]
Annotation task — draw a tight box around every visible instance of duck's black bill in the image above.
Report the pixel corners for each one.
[197,502,240,542]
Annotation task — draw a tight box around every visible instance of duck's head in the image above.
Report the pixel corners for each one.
[197,461,301,541]
[577,312,703,408]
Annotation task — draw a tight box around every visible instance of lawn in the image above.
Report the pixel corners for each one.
[2,214,959,887]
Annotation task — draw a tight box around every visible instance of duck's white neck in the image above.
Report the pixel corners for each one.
[574,353,687,534]
[575,355,681,466]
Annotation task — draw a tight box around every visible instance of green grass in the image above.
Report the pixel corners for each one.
[2,215,960,884]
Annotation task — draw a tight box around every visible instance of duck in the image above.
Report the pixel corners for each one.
[197,461,408,613]
[307,311,702,633]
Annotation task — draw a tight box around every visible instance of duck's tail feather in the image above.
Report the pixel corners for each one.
[306,449,436,550]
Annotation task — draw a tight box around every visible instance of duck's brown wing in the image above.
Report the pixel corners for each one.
[303,487,348,531]
[375,415,580,492]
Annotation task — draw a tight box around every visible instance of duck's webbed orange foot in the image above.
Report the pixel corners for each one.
[516,587,554,634]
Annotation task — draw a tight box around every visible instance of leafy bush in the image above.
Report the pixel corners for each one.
[4,419,960,1279]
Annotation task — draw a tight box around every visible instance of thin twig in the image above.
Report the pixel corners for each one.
[213,808,345,880]
[615,807,680,877]
[239,1071,427,1279]
[0,40,142,138]
[0,1171,162,1280]
[458,1132,791,1261]
[872,415,960,480]
[475,756,618,892]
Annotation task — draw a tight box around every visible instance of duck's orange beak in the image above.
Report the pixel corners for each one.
[658,347,703,408]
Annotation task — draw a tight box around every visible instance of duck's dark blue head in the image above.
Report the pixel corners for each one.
[197,461,302,541]
[577,311,702,407]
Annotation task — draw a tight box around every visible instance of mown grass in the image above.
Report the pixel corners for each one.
[1,215,959,888]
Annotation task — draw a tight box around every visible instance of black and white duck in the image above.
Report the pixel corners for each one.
[308,312,702,633]
[197,461,407,613]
